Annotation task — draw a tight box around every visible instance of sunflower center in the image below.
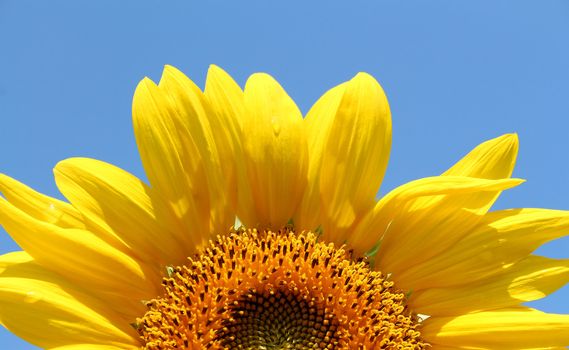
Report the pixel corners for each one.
[137,229,427,349]
[217,289,337,349]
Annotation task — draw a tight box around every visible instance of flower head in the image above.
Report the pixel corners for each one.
[1,65,568,349]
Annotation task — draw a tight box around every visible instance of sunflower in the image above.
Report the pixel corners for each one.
[1,65,568,350]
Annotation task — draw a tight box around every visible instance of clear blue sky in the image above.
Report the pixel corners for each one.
[1,1,568,348]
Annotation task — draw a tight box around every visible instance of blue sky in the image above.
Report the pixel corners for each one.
[1,1,568,348]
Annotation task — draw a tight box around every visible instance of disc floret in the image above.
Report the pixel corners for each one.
[138,228,427,349]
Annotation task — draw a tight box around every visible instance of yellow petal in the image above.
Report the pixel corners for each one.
[396,208,569,290]
[54,157,188,266]
[372,177,524,289]
[158,65,234,234]
[0,252,139,349]
[412,255,569,316]
[0,174,84,229]
[444,133,519,179]
[421,307,569,349]
[350,176,523,255]
[0,198,159,316]
[133,77,212,247]
[294,82,346,232]
[318,73,391,243]
[204,64,244,131]
[204,65,245,149]
[436,134,520,237]
[204,65,245,211]
[240,73,307,229]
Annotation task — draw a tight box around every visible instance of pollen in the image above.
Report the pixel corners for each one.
[137,228,427,349]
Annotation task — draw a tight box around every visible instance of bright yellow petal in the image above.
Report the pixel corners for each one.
[421,307,569,349]
[204,65,245,211]
[368,135,518,270]
[0,174,84,229]
[444,133,519,179]
[54,157,188,266]
[380,181,524,277]
[204,64,244,131]
[0,252,139,349]
[204,65,246,217]
[350,176,523,256]
[435,133,520,239]
[318,73,391,243]
[0,198,159,318]
[158,65,234,235]
[240,73,307,229]
[294,82,346,232]
[371,176,522,291]
[368,134,520,286]
[412,255,569,316]
[396,208,569,290]
[132,77,212,248]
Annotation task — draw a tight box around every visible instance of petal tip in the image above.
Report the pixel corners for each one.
[206,64,235,87]
[351,72,380,87]
[136,77,157,92]
[162,64,185,78]
[500,132,519,146]
[498,132,520,163]
[247,72,274,84]
[208,64,223,74]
